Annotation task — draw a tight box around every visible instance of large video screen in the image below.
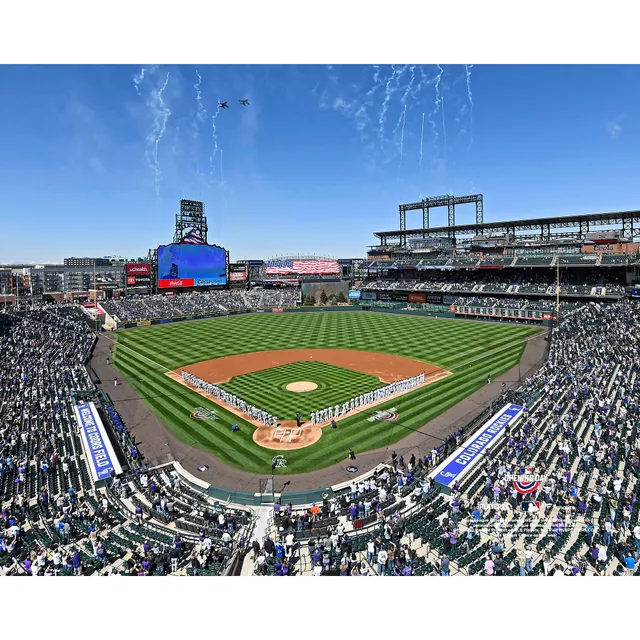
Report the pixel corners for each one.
[157,243,227,288]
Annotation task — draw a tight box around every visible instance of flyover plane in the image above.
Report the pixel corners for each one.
[219,101,229,109]
[239,98,250,105]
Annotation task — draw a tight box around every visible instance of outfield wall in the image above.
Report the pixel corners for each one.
[112,303,550,330]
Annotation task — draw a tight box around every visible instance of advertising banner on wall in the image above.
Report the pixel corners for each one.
[408,292,426,303]
[348,290,362,299]
[229,263,248,281]
[360,291,377,300]
[392,292,408,302]
[377,292,392,301]
[126,263,151,276]
[582,242,640,254]
[426,294,444,304]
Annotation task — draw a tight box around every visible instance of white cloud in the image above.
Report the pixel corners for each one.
[606,113,625,140]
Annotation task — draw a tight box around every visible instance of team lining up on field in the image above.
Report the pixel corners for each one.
[181,370,426,428]
[181,371,279,427]
[309,373,426,425]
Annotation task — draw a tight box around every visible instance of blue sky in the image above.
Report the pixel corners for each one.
[0,64,638,263]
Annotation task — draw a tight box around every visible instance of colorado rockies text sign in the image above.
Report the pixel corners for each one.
[430,403,524,491]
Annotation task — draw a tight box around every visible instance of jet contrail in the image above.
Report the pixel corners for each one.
[153,72,171,196]
[411,65,428,104]
[144,72,171,197]
[465,64,474,146]
[194,69,207,123]
[428,64,444,151]
[133,68,146,95]
[398,104,407,176]
[366,64,384,99]
[393,107,404,138]
[441,96,447,161]
[378,64,398,141]
[220,149,224,184]
[209,99,221,181]
[419,112,425,171]
[401,65,416,103]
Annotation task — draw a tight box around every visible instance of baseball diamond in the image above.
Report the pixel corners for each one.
[113,311,539,474]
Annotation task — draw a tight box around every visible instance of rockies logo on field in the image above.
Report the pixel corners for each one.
[367,407,399,423]
[272,455,287,468]
[190,407,218,421]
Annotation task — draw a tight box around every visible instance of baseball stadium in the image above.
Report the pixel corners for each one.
[3,191,640,578]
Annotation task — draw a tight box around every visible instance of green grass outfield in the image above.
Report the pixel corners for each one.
[219,361,383,420]
[113,312,540,474]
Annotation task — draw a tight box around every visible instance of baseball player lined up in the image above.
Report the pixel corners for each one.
[181,371,278,427]
[309,373,425,424]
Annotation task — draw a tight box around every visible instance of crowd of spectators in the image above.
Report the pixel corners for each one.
[4,294,640,577]
[0,308,253,575]
[450,296,580,312]
[357,272,626,298]
[248,300,640,576]
[102,288,299,322]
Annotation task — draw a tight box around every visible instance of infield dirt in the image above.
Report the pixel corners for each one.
[179,348,441,384]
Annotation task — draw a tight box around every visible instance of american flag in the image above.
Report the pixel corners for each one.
[182,228,205,244]
[266,259,340,275]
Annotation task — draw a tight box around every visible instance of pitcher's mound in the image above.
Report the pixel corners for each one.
[286,381,318,392]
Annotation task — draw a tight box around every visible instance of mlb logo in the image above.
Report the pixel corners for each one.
[521,501,541,513]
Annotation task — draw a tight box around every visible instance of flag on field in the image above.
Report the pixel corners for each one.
[266,259,340,275]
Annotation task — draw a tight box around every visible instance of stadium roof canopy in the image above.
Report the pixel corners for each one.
[374,209,640,245]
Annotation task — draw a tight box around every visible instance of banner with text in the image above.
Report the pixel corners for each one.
[126,263,151,276]
[73,402,122,483]
[430,403,524,491]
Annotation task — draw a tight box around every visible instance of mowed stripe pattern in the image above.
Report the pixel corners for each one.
[113,312,539,474]
[219,361,384,420]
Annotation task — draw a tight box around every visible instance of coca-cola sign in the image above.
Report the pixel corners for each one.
[158,278,195,289]
[126,263,151,275]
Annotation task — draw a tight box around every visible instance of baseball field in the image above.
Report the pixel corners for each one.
[112,311,540,474]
